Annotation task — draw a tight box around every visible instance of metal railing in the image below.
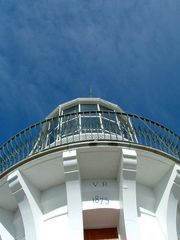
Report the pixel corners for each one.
[0,111,179,173]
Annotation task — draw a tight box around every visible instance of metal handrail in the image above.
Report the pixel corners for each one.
[0,111,179,173]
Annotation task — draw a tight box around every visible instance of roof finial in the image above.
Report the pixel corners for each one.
[89,85,93,97]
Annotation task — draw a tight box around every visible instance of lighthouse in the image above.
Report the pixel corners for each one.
[0,98,179,240]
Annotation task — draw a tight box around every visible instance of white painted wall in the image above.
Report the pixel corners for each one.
[0,208,15,238]
[136,183,155,213]
[0,207,24,240]
[176,208,180,237]
[13,209,25,240]
[0,224,14,240]
[0,145,179,240]
[43,212,68,240]
[138,208,166,240]
[137,184,167,240]
[41,184,67,213]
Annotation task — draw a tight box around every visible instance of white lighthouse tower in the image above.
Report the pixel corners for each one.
[0,98,179,240]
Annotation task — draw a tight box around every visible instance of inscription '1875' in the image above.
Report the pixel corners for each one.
[92,195,109,205]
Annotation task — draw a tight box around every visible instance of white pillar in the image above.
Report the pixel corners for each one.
[63,150,83,240]
[7,170,43,240]
[167,169,180,240]
[119,148,140,240]
[155,165,180,240]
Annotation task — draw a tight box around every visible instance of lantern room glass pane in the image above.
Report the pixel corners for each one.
[102,118,120,134]
[81,104,98,117]
[81,104,97,111]
[62,105,79,121]
[49,118,59,131]
[47,118,59,144]
[61,118,79,136]
[100,105,116,121]
[81,117,101,132]
[63,105,78,114]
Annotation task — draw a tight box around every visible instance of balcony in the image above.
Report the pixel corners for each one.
[0,111,179,174]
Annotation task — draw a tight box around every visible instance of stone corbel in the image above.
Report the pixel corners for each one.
[7,170,43,240]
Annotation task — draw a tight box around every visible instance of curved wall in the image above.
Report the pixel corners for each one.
[0,142,179,240]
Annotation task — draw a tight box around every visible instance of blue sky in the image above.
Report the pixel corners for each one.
[0,0,179,144]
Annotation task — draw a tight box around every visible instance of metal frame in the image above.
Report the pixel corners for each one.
[0,111,179,173]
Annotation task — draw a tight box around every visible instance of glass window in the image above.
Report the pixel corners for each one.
[102,118,120,134]
[100,105,116,121]
[62,113,79,122]
[63,105,79,121]
[49,117,58,131]
[99,105,111,111]
[81,104,97,112]
[63,105,78,114]
[120,123,131,140]
[61,118,79,136]
[81,117,101,133]
[46,118,59,144]
[81,104,98,117]
[48,131,56,144]
[80,111,99,118]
